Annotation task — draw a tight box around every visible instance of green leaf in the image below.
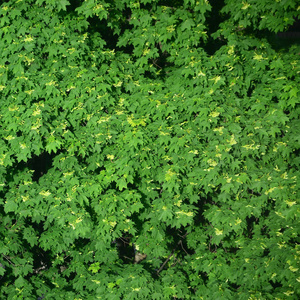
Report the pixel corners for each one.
[46,138,62,153]
[117,177,127,191]
[15,276,26,289]
[4,200,18,213]
[58,0,70,11]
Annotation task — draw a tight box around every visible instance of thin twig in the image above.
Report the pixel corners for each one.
[3,255,15,266]
[157,232,188,275]
[179,240,189,255]
[156,249,175,275]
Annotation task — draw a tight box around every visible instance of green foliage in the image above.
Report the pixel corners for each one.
[0,0,299,299]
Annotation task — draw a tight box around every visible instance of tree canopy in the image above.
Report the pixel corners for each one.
[0,0,299,299]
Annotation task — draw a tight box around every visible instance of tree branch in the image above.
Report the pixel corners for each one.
[157,232,188,275]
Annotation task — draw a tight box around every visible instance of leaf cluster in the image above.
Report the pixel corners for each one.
[0,0,299,299]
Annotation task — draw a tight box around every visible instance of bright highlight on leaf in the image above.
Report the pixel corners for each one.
[241,2,250,10]
[215,228,223,236]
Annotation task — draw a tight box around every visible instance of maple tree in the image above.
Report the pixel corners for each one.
[0,0,299,299]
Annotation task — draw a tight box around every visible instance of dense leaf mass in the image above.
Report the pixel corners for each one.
[0,0,299,299]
